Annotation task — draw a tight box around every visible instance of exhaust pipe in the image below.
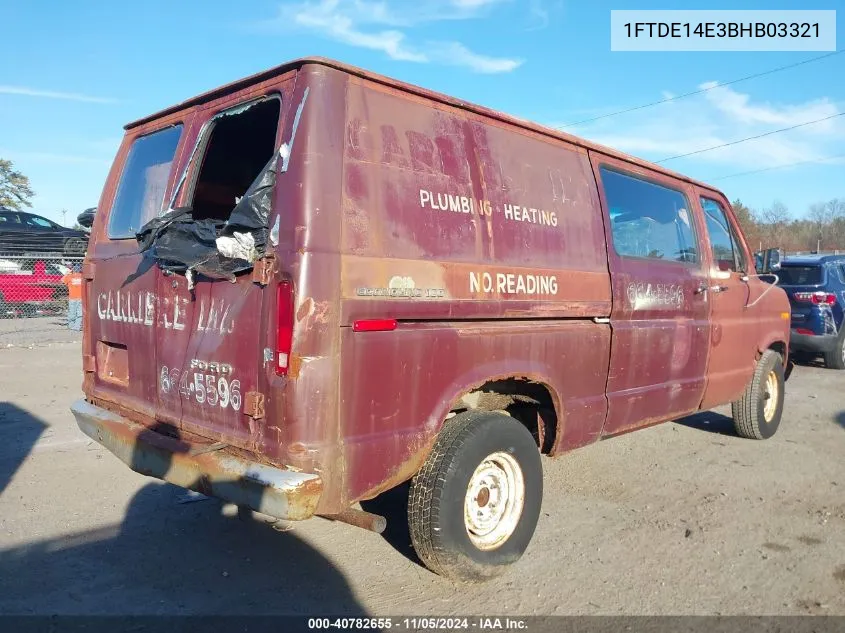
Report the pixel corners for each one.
[319,508,387,534]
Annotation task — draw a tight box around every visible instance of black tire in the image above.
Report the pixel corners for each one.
[408,410,542,582]
[63,237,87,256]
[823,330,845,370]
[731,349,785,440]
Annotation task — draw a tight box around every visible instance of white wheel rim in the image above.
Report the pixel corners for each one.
[464,451,525,551]
[763,371,779,422]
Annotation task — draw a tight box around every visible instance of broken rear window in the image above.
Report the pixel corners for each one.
[135,97,283,280]
[187,98,280,222]
[108,125,183,239]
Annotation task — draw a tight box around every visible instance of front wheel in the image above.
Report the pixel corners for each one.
[408,411,542,582]
[731,349,785,440]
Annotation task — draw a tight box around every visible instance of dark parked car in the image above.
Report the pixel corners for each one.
[0,208,89,256]
[779,254,845,369]
[76,207,96,229]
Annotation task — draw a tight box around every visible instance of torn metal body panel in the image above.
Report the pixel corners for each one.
[135,149,280,281]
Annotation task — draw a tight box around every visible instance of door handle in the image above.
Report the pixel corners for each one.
[695,284,728,295]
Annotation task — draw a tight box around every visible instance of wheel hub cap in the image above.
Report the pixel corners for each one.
[763,371,778,422]
[464,451,525,551]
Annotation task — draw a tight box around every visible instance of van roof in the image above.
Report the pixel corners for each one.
[125,56,721,195]
[784,254,845,265]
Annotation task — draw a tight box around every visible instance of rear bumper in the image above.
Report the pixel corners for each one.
[789,329,838,354]
[71,399,322,521]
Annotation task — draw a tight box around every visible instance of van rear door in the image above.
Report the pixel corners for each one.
[85,123,185,422]
[153,87,289,451]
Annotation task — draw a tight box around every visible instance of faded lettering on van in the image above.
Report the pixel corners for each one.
[626,282,684,310]
[503,203,558,227]
[469,272,558,297]
[196,298,235,335]
[419,190,492,216]
[419,189,559,227]
[96,290,235,335]
[160,363,242,411]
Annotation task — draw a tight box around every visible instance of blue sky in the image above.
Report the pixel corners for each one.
[0,0,843,226]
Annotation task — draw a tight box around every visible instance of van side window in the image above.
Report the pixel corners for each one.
[600,167,698,264]
[700,198,746,273]
[188,98,280,222]
[108,125,183,239]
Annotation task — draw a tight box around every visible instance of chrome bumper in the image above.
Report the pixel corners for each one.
[71,399,322,521]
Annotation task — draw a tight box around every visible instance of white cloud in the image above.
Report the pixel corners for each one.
[272,0,521,72]
[294,6,426,61]
[526,0,549,31]
[451,0,502,8]
[701,81,839,127]
[428,41,522,73]
[0,85,116,104]
[567,83,845,170]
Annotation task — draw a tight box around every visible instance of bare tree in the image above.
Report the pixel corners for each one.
[0,158,35,210]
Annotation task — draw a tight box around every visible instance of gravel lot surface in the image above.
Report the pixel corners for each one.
[1,338,843,615]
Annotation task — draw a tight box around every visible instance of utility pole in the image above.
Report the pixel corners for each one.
[61,209,67,226]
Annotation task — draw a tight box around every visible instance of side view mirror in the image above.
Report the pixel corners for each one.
[754,248,781,274]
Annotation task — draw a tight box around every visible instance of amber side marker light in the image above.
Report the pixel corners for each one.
[353,319,398,332]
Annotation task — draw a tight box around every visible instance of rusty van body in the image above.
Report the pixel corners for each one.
[72,57,790,581]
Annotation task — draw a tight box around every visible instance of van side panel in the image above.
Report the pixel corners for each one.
[333,77,613,504]
[339,321,610,502]
[339,76,611,323]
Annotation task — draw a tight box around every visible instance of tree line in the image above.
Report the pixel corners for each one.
[732,198,845,254]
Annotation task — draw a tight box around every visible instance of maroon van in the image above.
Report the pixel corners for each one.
[71,58,791,582]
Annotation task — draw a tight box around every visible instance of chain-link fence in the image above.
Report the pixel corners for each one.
[0,254,85,347]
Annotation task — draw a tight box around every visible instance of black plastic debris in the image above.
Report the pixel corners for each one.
[135,151,279,281]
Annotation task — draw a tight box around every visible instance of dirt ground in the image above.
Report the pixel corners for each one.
[1,335,843,616]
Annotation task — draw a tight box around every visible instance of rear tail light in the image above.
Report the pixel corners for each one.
[793,291,836,305]
[276,281,294,376]
[796,328,815,336]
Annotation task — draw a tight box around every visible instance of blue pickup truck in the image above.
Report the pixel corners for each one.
[777,254,845,369]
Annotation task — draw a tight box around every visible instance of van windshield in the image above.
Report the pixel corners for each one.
[778,265,822,286]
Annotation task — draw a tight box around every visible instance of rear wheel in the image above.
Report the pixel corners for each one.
[408,411,542,582]
[823,331,845,370]
[731,349,785,440]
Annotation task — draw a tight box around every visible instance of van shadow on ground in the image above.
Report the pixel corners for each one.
[0,419,368,616]
[0,402,47,494]
[360,481,421,567]
[673,411,738,437]
[0,482,369,615]
[836,411,845,432]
